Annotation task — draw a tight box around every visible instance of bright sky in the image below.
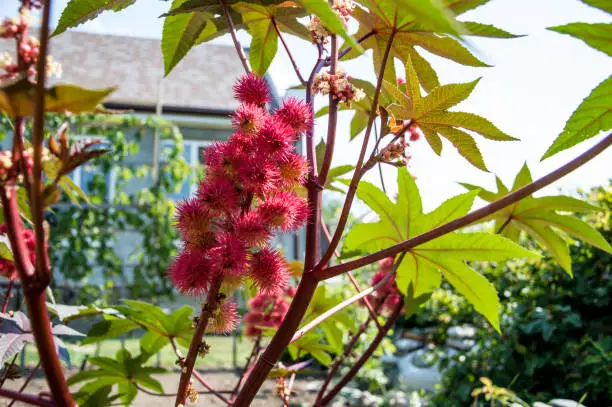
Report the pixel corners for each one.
[2,0,611,212]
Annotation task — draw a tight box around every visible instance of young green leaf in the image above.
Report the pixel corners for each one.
[462,163,612,275]
[342,167,537,330]
[541,76,611,159]
[53,0,136,37]
[162,0,211,76]
[463,21,523,38]
[548,22,612,56]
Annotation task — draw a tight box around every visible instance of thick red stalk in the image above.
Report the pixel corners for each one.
[1,279,14,312]
[317,29,397,268]
[317,299,404,406]
[1,190,73,407]
[175,276,223,406]
[30,0,52,284]
[316,132,612,280]
[318,34,338,185]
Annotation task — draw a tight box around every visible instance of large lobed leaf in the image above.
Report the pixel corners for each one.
[342,167,539,331]
[53,0,137,36]
[461,163,612,276]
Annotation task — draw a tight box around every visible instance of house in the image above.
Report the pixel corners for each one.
[0,31,305,295]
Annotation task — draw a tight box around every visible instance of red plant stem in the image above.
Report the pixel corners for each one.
[317,299,404,406]
[169,338,229,405]
[290,271,394,344]
[272,19,305,85]
[306,43,325,171]
[318,34,339,185]
[7,362,41,407]
[321,217,381,330]
[230,335,261,398]
[316,132,612,280]
[325,30,376,65]
[135,384,234,397]
[175,276,223,406]
[220,0,251,74]
[317,29,397,268]
[1,279,14,313]
[0,389,54,407]
[30,0,52,284]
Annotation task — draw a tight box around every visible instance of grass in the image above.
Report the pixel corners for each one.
[22,336,254,370]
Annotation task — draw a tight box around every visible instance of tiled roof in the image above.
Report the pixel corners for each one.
[0,31,246,111]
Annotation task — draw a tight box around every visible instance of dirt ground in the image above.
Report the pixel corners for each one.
[0,369,323,406]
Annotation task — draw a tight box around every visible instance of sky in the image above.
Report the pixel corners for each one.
[1,0,611,212]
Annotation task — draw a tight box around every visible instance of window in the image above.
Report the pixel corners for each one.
[161,139,213,200]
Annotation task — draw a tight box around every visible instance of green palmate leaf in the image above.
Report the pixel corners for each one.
[419,78,480,115]
[53,0,136,36]
[162,0,212,76]
[384,76,509,170]
[579,0,612,14]
[548,22,612,56]
[406,47,440,92]
[343,167,537,330]
[298,0,362,52]
[541,76,612,159]
[393,0,463,36]
[462,163,612,275]
[83,318,140,344]
[463,21,523,38]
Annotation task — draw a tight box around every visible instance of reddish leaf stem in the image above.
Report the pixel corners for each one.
[272,19,306,85]
[230,335,261,399]
[321,217,381,330]
[7,362,41,407]
[220,0,251,74]
[317,29,397,268]
[0,388,54,407]
[1,279,14,313]
[318,34,339,185]
[175,276,223,406]
[290,271,394,344]
[316,132,612,280]
[317,299,404,406]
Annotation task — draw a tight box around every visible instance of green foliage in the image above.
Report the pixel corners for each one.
[298,0,362,51]
[84,300,195,351]
[28,114,191,302]
[52,0,137,37]
[342,167,538,331]
[427,181,612,406]
[69,349,166,406]
[542,2,612,159]
[462,163,612,275]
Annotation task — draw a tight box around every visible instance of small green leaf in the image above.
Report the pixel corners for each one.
[53,0,136,36]
[549,22,612,56]
[541,76,611,159]
[423,111,517,141]
[579,0,612,14]
[0,240,13,261]
[512,162,533,190]
[464,21,523,38]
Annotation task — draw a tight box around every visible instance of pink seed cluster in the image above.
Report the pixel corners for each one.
[168,74,312,331]
[244,289,294,338]
[0,224,40,280]
[369,257,401,314]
